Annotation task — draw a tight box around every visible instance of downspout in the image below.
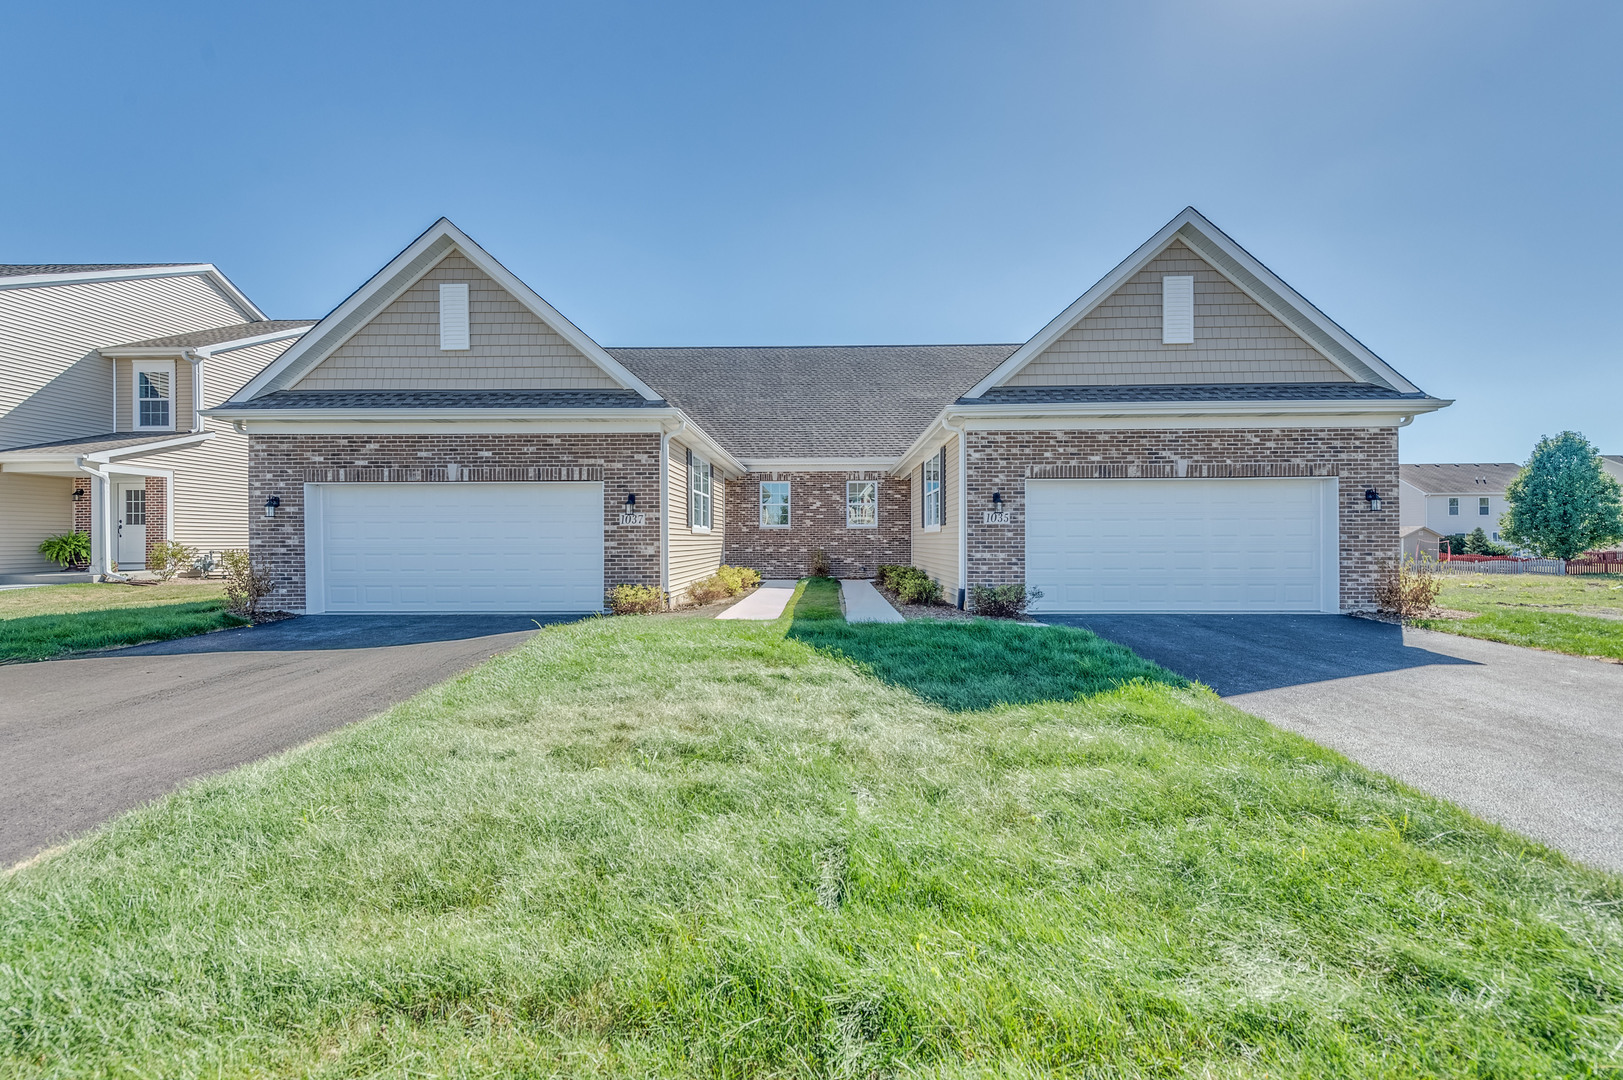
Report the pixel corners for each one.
[183,348,205,432]
[660,419,686,603]
[941,413,968,608]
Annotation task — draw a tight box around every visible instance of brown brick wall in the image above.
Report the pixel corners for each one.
[963,427,1399,611]
[248,433,662,611]
[723,471,911,579]
[73,477,92,535]
[144,476,167,565]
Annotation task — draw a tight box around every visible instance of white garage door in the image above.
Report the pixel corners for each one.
[306,482,604,613]
[1026,477,1338,613]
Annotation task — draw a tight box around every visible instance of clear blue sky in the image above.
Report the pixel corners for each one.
[4,1,1617,463]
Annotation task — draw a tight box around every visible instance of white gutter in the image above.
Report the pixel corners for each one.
[943,397,1453,421]
[660,419,686,599]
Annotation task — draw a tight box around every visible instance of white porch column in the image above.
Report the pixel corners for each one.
[87,469,113,578]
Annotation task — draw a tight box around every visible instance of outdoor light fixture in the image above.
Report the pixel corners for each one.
[1364,489,1382,512]
[991,491,1004,506]
[71,487,84,501]
[625,492,636,507]
[264,496,281,518]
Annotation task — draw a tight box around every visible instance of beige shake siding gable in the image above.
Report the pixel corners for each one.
[292,251,623,391]
[1003,240,1351,387]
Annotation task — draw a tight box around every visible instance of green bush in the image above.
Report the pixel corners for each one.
[875,564,910,590]
[147,540,200,582]
[37,532,90,570]
[1465,527,1511,557]
[609,584,667,615]
[715,565,761,594]
[808,549,831,578]
[970,583,1043,619]
[895,572,942,606]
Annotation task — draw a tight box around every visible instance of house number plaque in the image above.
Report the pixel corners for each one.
[618,512,647,526]
[982,510,1012,525]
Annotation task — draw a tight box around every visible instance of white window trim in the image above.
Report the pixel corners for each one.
[922,454,942,531]
[760,481,791,529]
[846,480,878,529]
[131,359,176,432]
[1448,497,1460,515]
[1479,497,1491,515]
[689,455,713,534]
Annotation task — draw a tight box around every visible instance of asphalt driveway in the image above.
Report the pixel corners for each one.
[0,614,576,867]
[1040,614,1623,873]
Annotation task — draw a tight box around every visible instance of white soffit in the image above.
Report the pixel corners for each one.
[233,218,663,401]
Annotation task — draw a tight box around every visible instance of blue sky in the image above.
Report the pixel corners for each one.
[3,1,1617,463]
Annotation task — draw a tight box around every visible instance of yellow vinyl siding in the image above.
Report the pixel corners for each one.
[293,251,623,391]
[667,440,725,602]
[1004,240,1351,386]
[0,473,73,572]
[911,434,959,598]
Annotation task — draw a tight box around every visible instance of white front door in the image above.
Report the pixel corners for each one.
[1025,477,1340,613]
[115,482,148,569]
[306,482,606,613]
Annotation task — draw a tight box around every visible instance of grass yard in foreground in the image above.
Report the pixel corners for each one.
[1417,572,1623,661]
[0,580,242,663]
[3,580,1621,1076]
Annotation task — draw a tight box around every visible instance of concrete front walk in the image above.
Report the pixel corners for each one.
[715,580,798,620]
[1042,613,1623,873]
[840,578,905,623]
[0,614,570,867]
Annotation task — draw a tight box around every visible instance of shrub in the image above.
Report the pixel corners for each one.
[1374,556,1441,619]
[894,572,942,606]
[875,564,910,590]
[37,532,90,570]
[970,583,1043,619]
[609,584,667,615]
[218,549,274,619]
[715,565,761,594]
[147,540,200,582]
[808,549,831,578]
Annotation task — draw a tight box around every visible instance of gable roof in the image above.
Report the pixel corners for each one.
[612,344,1019,460]
[102,320,315,352]
[0,263,266,320]
[1399,463,1524,494]
[964,207,1422,398]
[234,218,661,402]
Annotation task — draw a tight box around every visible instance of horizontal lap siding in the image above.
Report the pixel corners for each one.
[965,427,1397,611]
[911,434,959,597]
[0,473,73,572]
[667,440,725,601]
[293,252,622,391]
[115,358,192,432]
[723,471,910,579]
[1005,240,1351,386]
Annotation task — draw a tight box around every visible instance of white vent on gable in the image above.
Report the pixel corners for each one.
[439,282,470,350]
[1161,274,1194,344]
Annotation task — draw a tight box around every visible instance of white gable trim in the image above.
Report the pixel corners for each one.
[233,218,663,402]
[963,208,1419,398]
[0,264,266,321]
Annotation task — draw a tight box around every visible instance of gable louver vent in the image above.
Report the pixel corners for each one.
[1161,274,1194,345]
[439,282,470,350]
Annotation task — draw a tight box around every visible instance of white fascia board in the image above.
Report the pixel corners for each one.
[0,265,264,321]
[233,218,661,401]
[738,457,896,473]
[667,415,745,477]
[948,396,1451,421]
[91,432,214,462]
[101,326,309,360]
[893,412,954,477]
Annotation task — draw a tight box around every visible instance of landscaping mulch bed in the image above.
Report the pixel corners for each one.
[871,582,978,622]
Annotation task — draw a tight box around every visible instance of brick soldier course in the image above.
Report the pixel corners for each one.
[724,471,911,580]
[249,433,661,611]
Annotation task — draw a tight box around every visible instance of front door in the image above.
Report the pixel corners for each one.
[115,482,148,569]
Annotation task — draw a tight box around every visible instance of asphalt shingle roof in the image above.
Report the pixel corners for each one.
[0,263,195,278]
[106,320,315,350]
[610,344,1020,459]
[221,389,665,411]
[1399,463,1525,494]
[0,432,204,456]
[966,382,1424,405]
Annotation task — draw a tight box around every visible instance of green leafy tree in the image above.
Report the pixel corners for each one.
[1501,431,1623,559]
[1464,527,1510,557]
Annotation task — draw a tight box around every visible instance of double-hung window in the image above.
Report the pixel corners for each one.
[688,453,713,531]
[133,361,174,431]
[1448,497,1459,516]
[846,480,878,528]
[922,451,942,529]
[760,481,790,528]
[1479,497,1491,516]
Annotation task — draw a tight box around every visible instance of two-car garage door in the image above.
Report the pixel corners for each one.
[1026,477,1339,613]
[305,482,604,613]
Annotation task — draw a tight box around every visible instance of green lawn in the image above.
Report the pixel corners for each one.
[1415,572,1623,661]
[0,581,245,663]
[3,580,1621,1076]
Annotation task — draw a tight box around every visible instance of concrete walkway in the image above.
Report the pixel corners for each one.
[840,578,905,623]
[715,580,798,620]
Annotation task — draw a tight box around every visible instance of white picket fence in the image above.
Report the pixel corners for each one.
[1434,557,1566,575]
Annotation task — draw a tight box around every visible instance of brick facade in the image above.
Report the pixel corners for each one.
[723,471,910,579]
[143,475,168,565]
[962,426,1399,611]
[248,433,662,611]
[73,477,92,535]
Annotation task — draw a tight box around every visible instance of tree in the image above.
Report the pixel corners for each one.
[1501,432,1623,559]
[1464,527,1510,557]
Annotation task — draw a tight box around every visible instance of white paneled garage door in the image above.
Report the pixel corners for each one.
[306,482,604,613]
[1026,477,1338,613]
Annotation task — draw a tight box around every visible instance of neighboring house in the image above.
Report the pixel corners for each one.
[1604,455,1623,486]
[1401,524,1443,561]
[209,209,1448,615]
[0,262,311,577]
[1398,463,1523,544]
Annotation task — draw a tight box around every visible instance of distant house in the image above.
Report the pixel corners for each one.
[0,264,310,579]
[1605,455,1623,486]
[1399,463,1522,545]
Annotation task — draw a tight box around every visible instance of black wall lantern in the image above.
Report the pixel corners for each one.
[71,487,84,502]
[991,491,1004,506]
[1364,489,1382,512]
[264,495,281,519]
[625,492,637,507]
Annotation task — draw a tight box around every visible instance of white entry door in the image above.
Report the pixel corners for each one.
[307,482,605,613]
[115,482,148,569]
[1025,477,1339,613]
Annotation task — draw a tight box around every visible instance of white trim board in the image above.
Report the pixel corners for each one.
[235,218,663,401]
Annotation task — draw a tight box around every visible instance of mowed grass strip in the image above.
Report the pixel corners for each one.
[2,586,1621,1077]
[0,581,244,663]
[1417,572,1623,661]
